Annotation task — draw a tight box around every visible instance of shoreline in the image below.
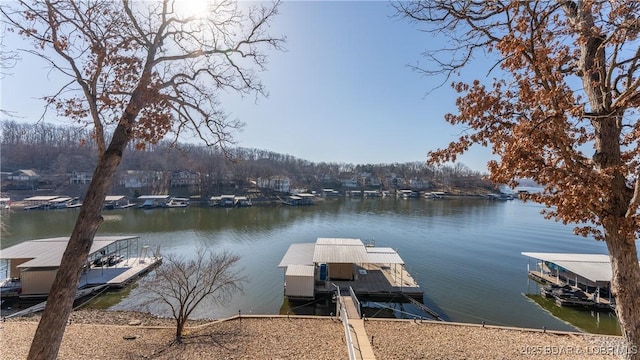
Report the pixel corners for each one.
[0,309,627,359]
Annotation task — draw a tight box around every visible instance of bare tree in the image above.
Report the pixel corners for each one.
[396,1,640,357]
[1,0,283,358]
[140,248,244,342]
[0,32,19,118]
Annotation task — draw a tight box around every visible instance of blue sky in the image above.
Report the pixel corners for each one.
[1,1,496,172]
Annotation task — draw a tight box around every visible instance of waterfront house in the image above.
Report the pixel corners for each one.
[69,171,93,185]
[341,179,358,188]
[257,176,291,193]
[170,170,200,187]
[6,169,40,190]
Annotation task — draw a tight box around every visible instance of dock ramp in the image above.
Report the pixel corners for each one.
[335,286,376,360]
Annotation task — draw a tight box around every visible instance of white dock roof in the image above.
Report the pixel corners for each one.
[1,236,139,268]
[137,195,170,200]
[48,197,73,203]
[313,238,369,263]
[366,247,404,264]
[279,239,408,267]
[278,243,315,268]
[105,195,127,201]
[522,252,612,283]
[23,196,60,202]
[285,264,315,277]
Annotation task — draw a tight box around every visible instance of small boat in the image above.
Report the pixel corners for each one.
[396,189,417,199]
[541,284,595,307]
[163,197,190,208]
[234,196,252,207]
[0,278,22,298]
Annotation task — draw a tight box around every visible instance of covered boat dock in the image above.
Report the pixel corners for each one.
[278,238,422,302]
[521,252,614,309]
[1,235,161,298]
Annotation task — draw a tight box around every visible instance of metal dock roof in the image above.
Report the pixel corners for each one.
[23,196,60,202]
[313,238,369,263]
[366,247,404,265]
[278,243,315,268]
[137,195,170,200]
[1,236,140,268]
[105,195,127,201]
[521,252,612,282]
[285,264,315,277]
[279,239,407,267]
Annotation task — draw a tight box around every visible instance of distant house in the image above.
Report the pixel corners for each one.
[257,176,291,193]
[8,169,39,182]
[409,178,430,190]
[170,170,200,187]
[6,169,40,190]
[70,171,93,184]
[340,179,358,188]
[359,173,381,187]
[119,170,162,189]
[387,175,405,188]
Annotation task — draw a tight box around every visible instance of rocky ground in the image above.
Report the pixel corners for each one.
[0,310,631,359]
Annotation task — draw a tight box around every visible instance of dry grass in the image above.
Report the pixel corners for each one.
[0,310,629,359]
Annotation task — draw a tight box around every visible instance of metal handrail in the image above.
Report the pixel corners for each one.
[340,298,358,360]
[348,286,361,318]
[332,283,357,360]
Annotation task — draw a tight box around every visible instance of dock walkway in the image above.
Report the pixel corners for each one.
[81,256,162,288]
[340,295,376,360]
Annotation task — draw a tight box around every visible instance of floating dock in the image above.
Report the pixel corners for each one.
[1,236,160,301]
[278,238,424,303]
[81,256,162,289]
[314,262,423,301]
[522,252,615,310]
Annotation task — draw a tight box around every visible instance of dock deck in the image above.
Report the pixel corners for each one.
[316,264,422,301]
[81,256,162,288]
[528,270,613,309]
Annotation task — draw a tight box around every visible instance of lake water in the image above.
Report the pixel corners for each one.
[0,196,621,334]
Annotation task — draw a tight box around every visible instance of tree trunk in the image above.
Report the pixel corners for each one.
[27,125,131,360]
[176,317,186,343]
[606,235,640,360]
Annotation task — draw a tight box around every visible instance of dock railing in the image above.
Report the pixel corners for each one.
[349,286,362,318]
[333,283,357,360]
[339,297,358,360]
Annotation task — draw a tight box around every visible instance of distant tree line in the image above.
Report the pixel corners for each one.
[0,120,495,193]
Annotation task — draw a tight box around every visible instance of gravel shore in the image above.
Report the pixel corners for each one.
[0,310,629,359]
